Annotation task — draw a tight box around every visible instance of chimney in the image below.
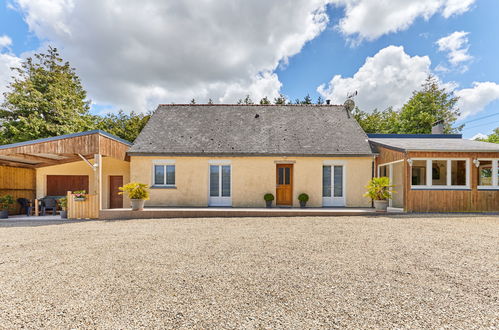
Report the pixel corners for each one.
[432,120,444,134]
[326,99,331,105]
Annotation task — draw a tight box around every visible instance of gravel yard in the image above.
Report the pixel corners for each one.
[0,215,498,329]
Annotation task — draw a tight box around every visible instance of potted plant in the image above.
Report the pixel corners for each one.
[298,193,309,208]
[59,197,68,219]
[0,194,14,219]
[73,190,87,201]
[119,182,150,211]
[364,177,395,212]
[263,193,274,208]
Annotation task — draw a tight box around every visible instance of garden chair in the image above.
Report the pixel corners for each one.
[41,198,57,216]
[17,198,32,216]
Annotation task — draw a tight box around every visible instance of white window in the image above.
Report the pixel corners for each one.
[409,159,469,189]
[477,159,499,189]
[152,161,175,187]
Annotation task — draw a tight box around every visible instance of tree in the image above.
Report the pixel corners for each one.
[398,75,462,134]
[0,46,94,144]
[243,95,253,105]
[301,94,313,104]
[274,94,286,105]
[190,98,196,104]
[259,97,271,105]
[352,107,400,133]
[477,128,499,143]
[95,110,151,142]
[316,96,324,105]
[208,98,214,105]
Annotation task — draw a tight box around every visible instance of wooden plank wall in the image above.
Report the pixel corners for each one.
[404,151,499,212]
[99,135,130,160]
[0,165,36,215]
[67,192,99,219]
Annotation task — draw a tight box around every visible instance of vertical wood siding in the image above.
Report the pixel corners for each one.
[0,165,36,215]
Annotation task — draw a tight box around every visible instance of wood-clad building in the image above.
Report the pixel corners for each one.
[370,134,499,212]
[0,130,132,217]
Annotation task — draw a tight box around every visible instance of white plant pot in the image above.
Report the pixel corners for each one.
[374,200,389,212]
[131,199,145,211]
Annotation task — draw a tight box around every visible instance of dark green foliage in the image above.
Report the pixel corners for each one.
[94,110,151,142]
[259,97,271,105]
[477,128,499,143]
[0,46,94,144]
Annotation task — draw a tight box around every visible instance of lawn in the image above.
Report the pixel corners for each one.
[0,215,498,328]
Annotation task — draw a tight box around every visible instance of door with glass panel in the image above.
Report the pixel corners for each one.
[322,165,345,206]
[209,165,231,206]
[276,164,293,206]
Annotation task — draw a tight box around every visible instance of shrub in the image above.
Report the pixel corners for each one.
[0,195,14,210]
[298,193,309,202]
[263,193,274,201]
[59,197,67,210]
[364,177,395,201]
[119,182,150,200]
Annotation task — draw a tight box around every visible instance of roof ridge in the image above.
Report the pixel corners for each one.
[157,104,343,107]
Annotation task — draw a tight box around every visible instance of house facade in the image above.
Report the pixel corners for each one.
[128,105,374,208]
[2,104,499,214]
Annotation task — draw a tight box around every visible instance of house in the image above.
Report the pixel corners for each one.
[128,104,374,208]
[2,103,499,216]
[369,133,499,212]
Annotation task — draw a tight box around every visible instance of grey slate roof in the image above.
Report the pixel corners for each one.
[370,138,499,152]
[129,105,373,156]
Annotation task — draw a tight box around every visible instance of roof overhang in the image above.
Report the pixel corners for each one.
[0,130,131,168]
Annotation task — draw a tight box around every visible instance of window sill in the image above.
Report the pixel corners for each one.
[151,185,177,189]
[411,187,471,191]
[477,187,499,191]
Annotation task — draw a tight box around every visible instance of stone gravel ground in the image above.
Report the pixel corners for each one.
[0,215,498,329]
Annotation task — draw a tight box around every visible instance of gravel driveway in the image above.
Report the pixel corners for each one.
[0,215,498,329]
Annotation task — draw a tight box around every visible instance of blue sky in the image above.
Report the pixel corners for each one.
[1,0,498,138]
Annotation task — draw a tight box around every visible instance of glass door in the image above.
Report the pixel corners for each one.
[209,165,231,206]
[322,165,345,207]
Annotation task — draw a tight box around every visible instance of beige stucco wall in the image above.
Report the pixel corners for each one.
[131,156,373,208]
[36,157,130,209]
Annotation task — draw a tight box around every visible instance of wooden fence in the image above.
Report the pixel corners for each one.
[67,192,99,219]
[0,165,36,215]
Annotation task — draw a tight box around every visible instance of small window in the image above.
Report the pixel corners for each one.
[153,164,175,186]
[411,160,426,186]
[451,160,466,186]
[479,161,493,186]
[432,160,447,186]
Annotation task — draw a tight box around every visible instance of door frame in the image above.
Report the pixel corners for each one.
[109,175,124,209]
[276,163,293,206]
[208,161,232,207]
[322,161,346,207]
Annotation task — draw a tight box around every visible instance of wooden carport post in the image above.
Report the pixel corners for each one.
[94,154,102,211]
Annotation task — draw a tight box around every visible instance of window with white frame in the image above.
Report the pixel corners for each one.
[477,159,499,189]
[153,163,175,186]
[410,159,469,189]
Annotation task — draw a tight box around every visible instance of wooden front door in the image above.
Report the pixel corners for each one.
[276,164,293,206]
[109,176,123,209]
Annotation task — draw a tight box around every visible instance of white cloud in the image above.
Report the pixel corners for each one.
[470,133,487,141]
[0,35,13,49]
[12,0,332,111]
[317,45,430,111]
[436,31,473,72]
[0,35,22,103]
[455,82,499,118]
[332,0,476,42]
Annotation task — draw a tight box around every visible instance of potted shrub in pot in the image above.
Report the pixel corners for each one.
[263,193,274,208]
[364,177,395,212]
[298,193,309,208]
[119,182,150,211]
[0,195,14,219]
[59,197,68,219]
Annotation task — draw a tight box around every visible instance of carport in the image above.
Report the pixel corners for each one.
[0,130,131,217]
